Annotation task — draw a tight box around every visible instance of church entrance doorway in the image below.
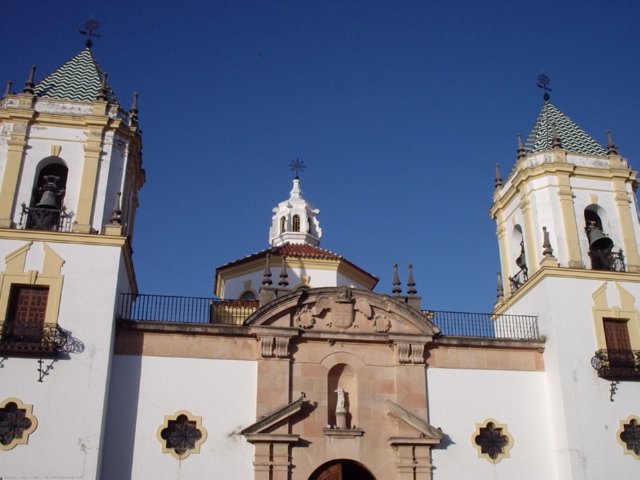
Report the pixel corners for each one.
[309,459,375,480]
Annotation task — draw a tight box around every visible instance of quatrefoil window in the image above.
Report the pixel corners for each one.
[472,418,513,463]
[0,397,38,451]
[618,416,640,459]
[156,410,207,459]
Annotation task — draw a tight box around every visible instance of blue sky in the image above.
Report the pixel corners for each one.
[3,1,640,312]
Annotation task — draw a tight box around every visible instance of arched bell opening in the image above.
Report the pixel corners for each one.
[25,159,68,231]
[309,459,376,480]
[584,206,623,271]
[509,225,527,292]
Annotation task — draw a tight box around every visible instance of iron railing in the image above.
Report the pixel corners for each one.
[589,249,626,272]
[591,349,640,380]
[118,293,259,325]
[426,310,539,340]
[0,322,66,355]
[18,204,73,232]
[509,268,528,293]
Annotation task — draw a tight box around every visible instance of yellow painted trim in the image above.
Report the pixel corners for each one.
[0,229,128,247]
[613,178,640,271]
[591,283,640,350]
[0,397,38,451]
[519,183,538,276]
[0,242,64,326]
[494,266,640,314]
[617,415,640,460]
[216,255,377,297]
[471,418,513,464]
[0,127,31,227]
[492,160,636,215]
[556,174,584,268]
[156,410,208,460]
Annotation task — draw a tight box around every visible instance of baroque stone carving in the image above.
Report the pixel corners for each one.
[294,288,388,332]
[397,343,425,364]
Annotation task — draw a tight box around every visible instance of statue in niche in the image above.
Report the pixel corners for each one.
[334,386,348,429]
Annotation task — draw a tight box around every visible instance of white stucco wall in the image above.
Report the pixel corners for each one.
[0,240,125,479]
[501,276,640,479]
[101,355,257,480]
[428,368,555,479]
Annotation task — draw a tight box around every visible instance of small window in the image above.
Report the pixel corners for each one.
[157,410,207,460]
[618,416,640,459]
[472,419,513,463]
[292,215,300,232]
[280,216,286,234]
[0,397,38,451]
[239,290,256,300]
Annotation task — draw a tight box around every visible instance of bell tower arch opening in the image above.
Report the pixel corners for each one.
[309,459,376,480]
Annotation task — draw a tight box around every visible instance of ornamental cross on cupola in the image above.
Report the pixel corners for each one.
[269,161,322,247]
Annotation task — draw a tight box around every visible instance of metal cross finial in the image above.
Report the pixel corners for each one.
[537,74,552,102]
[289,158,306,179]
[79,19,101,48]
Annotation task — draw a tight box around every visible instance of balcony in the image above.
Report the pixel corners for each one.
[426,310,539,340]
[0,322,67,356]
[118,293,259,325]
[591,349,640,380]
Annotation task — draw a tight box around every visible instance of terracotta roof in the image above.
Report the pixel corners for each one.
[34,48,117,103]
[216,243,377,282]
[525,102,606,156]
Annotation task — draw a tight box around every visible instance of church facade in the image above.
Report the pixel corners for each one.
[1,45,639,480]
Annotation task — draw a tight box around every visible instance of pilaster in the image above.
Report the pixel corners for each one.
[0,118,32,227]
[613,178,640,272]
[556,172,584,269]
[74,123,106,233]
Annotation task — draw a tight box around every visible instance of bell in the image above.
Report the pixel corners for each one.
[515,251,526,270]
[587,225,614,251]
[36,189,59,208]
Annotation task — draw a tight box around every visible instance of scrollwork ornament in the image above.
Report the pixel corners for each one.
[373,313,391,333]
[295,305,315,329]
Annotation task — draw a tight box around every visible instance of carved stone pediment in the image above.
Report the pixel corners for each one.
[293,287,389,333]
[246,287,439,338]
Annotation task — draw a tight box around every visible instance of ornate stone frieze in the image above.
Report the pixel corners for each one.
[293,287,391,333]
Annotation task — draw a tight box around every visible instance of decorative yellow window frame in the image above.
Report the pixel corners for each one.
[472,418,514,464]
[617,415,640,460]
[0,242,64,328]
[0,397,38,451]
[156,410,207,460]
[592,283,640,352]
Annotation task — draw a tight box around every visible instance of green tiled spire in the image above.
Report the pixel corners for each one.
[524,102,606,156]
[33,48,117,103]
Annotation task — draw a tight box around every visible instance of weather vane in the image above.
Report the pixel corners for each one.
[289,158,306,178]
[537,74,552,102]
[79,19,101,48]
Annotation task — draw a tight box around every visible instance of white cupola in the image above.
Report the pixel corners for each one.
[269,177,322,246]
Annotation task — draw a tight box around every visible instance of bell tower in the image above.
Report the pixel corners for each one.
[0,34,144,480]
[491,79,640,480]
[491,96,640,297]
[0,47,144,236]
